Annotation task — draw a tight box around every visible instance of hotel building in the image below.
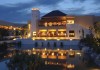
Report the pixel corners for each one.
[29,8,100,40]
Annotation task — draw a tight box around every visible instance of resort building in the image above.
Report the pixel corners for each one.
[29,8,100,40]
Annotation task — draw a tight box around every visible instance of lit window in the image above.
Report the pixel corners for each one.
[69,30,75,37]
[48,22,52,26]
[44,22,48,27]
[33,32,36,36]
[67,20,74,24]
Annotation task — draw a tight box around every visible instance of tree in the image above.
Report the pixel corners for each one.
[79,34,100,53]
[93,22,100,38]
[1,42,8,51]
[0,28,9,40]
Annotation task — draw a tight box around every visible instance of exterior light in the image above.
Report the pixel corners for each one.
[32,38,35,40]
[14,28,16,30]
[28,33,31,37]
[45,48,47,51]
[57,39,59,41]
[70,39,72,41]
[76,52,81,55]
[45,61,48,65]
[57,54,58,56]
[27,50,30,52]
[33,52,36,54]
[32,8,39,10]
[70,49,72,51]
[33,48,35,50]
[13,38,16,40]
[67,64,75,68]
[57,48,60,51]
[44,39,47,41]
[61,53,63,56]
[52,52,54,56]
[42,52,45,55]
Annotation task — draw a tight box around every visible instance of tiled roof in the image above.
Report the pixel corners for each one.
[42,10,66,17]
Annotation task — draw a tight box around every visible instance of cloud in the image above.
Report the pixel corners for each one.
[0,0,100,23]
[0,0,63,23]
[72,0,86,3]
[93,0,100,4]
[62,7,85,15]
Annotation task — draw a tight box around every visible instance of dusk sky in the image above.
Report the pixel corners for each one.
[0,0,100,23]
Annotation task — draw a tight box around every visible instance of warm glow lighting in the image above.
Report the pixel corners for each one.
[61,53,63,56]
[44,39,47,41]
[42,52,45,55]
[70,39,72,41]
[39,30,47,31]
[57,39,59,41]
[28,33,31,37]
[33,32,36,36]
[14,28,16,30]
[28,24,30,28]
[76,52,81,55]
[45,61,48,65]
[45,48,47,51]
[33,48,35,50]
[70,49,73,51]
[58,29,66,31]
[33,52,36,54]
[67,64,75,68]
[27,50,30,52]
[48,29,56,31]
[32,38,35,40]
[13,38,16,40]
[52,52,54,56]
[57,48,60,51]
[32,8,39,10]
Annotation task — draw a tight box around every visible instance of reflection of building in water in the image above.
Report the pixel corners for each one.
[28,8,100,40]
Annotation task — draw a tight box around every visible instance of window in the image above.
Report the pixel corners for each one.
[67,20,74,24]
[44,22,48,27]
[48,22,52,26]
[69,30,75,37]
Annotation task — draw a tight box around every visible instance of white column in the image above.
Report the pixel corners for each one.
[31,8,40,38]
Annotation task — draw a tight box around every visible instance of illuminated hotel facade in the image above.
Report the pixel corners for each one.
[28,8,100,40]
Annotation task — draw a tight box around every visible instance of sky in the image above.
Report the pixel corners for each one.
[0,0,100,24]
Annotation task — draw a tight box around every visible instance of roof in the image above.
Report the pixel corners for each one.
[42,10,66,17]
[0,20,26,27]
